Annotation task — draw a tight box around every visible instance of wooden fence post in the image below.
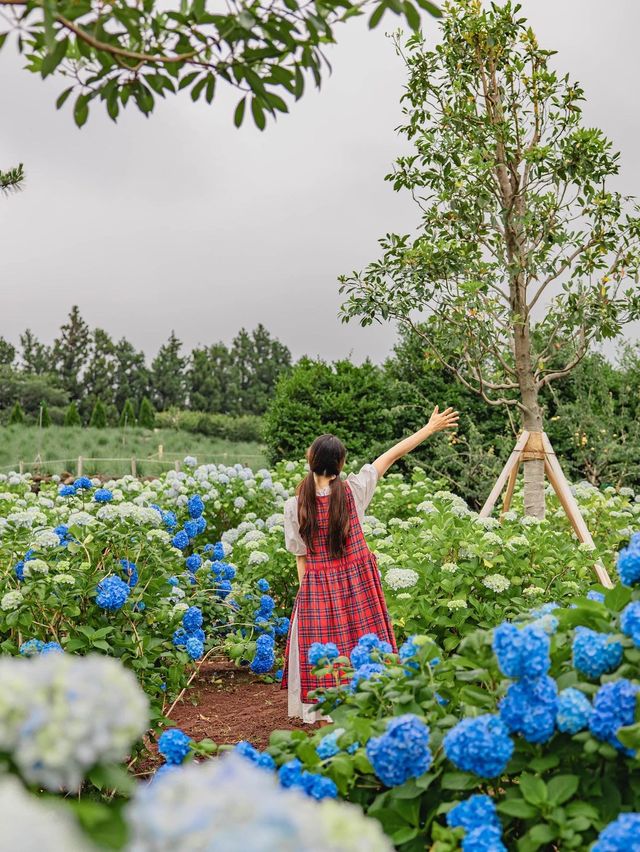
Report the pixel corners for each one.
[174,460,181,472]
[131,457,137,477]
[158,444,164,460]
[77,456,83,477]
[19,460,24,474]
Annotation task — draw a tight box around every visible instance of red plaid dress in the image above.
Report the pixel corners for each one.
[281,483,397,703]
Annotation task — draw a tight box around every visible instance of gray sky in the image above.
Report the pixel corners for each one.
[1,0,639,363]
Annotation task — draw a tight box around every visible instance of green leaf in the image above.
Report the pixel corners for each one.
[605,584,632,612]
[402,0,421,30]
[497,798,539,818]
[441,771,478,791]
[41,38,69,78]
[251,97,266,131]
[234,97,246,128]
[415,0,442,16]
[547,774,579,806]
[519,774,547,806]
[368,2,388,28]
[528,823,557,844]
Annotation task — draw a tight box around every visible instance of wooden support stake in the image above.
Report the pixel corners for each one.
[77,456,83,477]
[18,460,24,474]
[158,444,164,460]
[500,461,520,517]
[541,433,613,589]
[479,431,530,518]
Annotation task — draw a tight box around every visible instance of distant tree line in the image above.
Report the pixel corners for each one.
[0,306,291,427]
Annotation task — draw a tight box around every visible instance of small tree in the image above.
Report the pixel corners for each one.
[39,400,52,428]
[119,398,137,428]
[89,399,108,429]
[340,0,640,518]
[138,397,156,430]
[64,401,82,427]
[8,401,25,425]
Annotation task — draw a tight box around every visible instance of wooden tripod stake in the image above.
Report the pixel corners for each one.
[479,431,613,589]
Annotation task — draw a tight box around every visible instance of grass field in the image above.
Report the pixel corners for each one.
[0,426,267,477]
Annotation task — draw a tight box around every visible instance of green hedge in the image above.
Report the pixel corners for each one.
[156,409,264,443]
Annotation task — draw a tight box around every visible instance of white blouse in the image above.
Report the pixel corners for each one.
[283,463,379,556]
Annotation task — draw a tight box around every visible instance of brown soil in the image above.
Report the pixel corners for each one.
[166,660,322,750]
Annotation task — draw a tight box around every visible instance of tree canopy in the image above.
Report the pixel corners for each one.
[0,0,439,128]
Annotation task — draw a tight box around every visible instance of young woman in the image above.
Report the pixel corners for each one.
[282,405,459,722]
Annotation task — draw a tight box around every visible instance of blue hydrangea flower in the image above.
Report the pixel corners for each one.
[172,628,187,648]
[195,517,207,535]
[315,729,346,760]
[54,524,70,544]
[587,590,606,604]
[300,772,338,800]
[620,600,640,648]
[556,687,592,734]
[185,554,202,572]
[120,559,138,587]
[221,563,236,581]
[58,484,75,497]
[351,662,384,690]
[366,714,432,787]
[492,622,550,679]
[254,617,275,637]
[172,530,189,550]
[444,714,514,778]
[593,813,640,851]
[212,541,225,560]
[617,533,640,587]
[255,594,275,618]
[184,520,199,539]
[158,728,191,765]
[41,641,64,654]
[572,627,623,678]
[250,634,275,674]
[499,675,558,743]
[462,825,507,852]
[234,740,276,771]
[163,510,177,530]
[274,617,290,637]
[257,579,270,592]
[216,579,232,599]
[14,560,25,581]
[447,794,500,832]
[275,669,283,681]
[19,639,44,656]
[167,576,179,587]
[185,636,204,660]
[590,679,640,753]
[183,607,203,633]
[278,758,303,788]
[94,488,113,503]
[73,476,93,491]
[95,575,130,611]
[308,642,339,666]
[187,494,205,519]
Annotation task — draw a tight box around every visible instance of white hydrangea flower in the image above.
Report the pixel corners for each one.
[0,777,93,851]
[447,599,468,610]
[51,574,76,586]
[248,551,269,566]
[474,516,500,529]
[67,511,95,527]
[183,456,198,468]
[482,574,510,593]
[385,568,419,590]
[37,497,55,510]
[1,590,23,611]
[619,487,635,498]
[578,541,596,553]
[146,529,172,544]
[481,532,503,547]
[506,535,529,551]
[523,585,545,597]
[31,529,61,549]
[396,593,412,601]
[234,496,247,510]
[126,754,392,852]
[441,562,459,574]
[22,559,49,577]
[501,510,518,522]
[172,602,189,615]
[6,509,48,528]
[520,515,543,526]
[0,654,148,791]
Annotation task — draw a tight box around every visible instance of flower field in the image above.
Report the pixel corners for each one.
[1,459,640,850]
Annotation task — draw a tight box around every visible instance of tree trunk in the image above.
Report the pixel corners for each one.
[514,322,545,519]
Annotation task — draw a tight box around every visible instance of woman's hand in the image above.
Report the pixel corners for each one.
[427,405,459,434]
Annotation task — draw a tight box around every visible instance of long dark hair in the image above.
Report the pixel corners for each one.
[297,434,349,558]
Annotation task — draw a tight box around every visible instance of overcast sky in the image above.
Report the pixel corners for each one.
[1,0,640,363]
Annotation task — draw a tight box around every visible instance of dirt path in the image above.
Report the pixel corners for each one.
[166,661,322,750]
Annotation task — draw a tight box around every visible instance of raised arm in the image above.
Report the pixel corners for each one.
[373,405,459,479]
